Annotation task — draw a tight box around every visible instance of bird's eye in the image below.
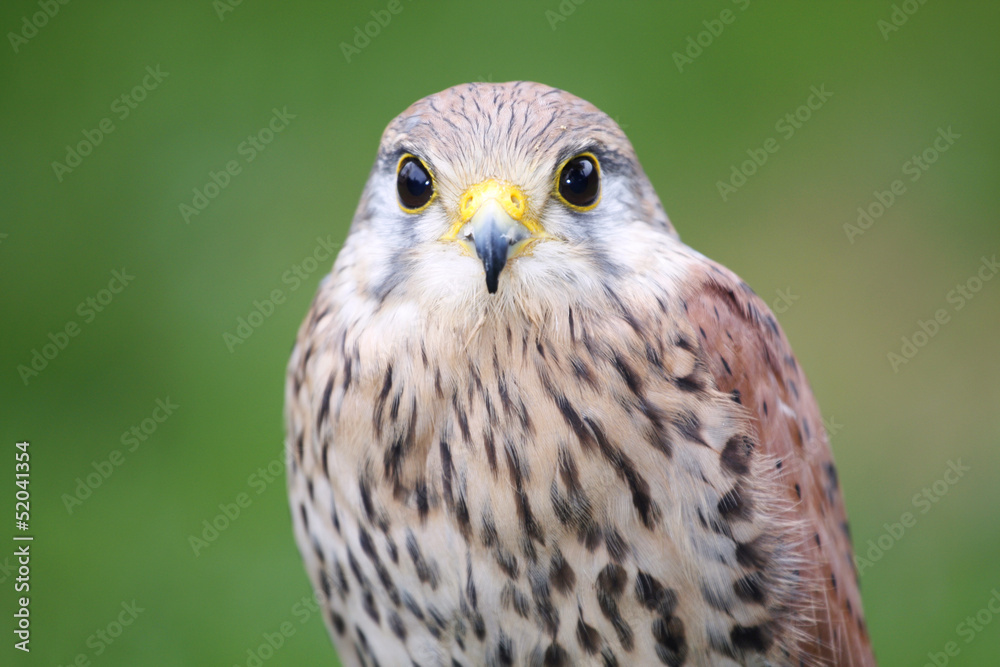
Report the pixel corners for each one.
[397,155,435,211]
[556,153,601,210]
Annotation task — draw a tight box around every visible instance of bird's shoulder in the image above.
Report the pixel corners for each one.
[677,258,875,665]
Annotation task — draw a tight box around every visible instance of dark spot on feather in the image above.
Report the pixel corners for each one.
[496,632,514,665]
[317,377,333,430]
[734,573,765,604]
[455,491,471,539]
[439,441,453,506]
[824,461,839,489]
[389,391,401,422]
[342,357,352,391]
[385,537,397,564]
[330,612,345,635]
[597,563,626,597]
[530,571,560,636]
[362,588,380,624]
[453,394,471,444]
[701,583,731,614]
[550,549,576,594]
[496,549,519,579]
[652,615,687,666]
[605,527,627,563]
[415,479,429,522]
[425,604,446,639]
[483,429,498,475]
[359,477,375,523]
[379,364,393,400]
[673,373,704,393]
[721,435,755,476]
[571,357,596,386]
[402,590,424,620]
[577,617,601,654]
[502,583,530,619]
[672,411,706,445]
[406,530,435,588]
[613,354,643,395]
[730,624,773,653]
[319,569,331,598]
[635,572,678,617]
[596,564,633,651]
[544,642,569,666]
[550,483,572,525]
[389,611,406,640]
[735,540,768,569]
[717,485,752,521]
[358,526,377,561]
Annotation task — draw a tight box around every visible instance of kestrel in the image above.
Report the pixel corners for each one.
[286,82,876,666]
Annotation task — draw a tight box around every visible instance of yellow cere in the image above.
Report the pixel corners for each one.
[442,179,549,241]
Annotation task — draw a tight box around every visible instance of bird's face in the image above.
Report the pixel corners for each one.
[348,82,674,316]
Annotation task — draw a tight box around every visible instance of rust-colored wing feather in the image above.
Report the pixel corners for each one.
[683,261,876,666]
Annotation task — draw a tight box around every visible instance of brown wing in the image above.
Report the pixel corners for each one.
[683,261,876,666]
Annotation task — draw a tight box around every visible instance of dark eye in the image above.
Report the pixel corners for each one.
[397,156,434,211]
[557,154,600,209]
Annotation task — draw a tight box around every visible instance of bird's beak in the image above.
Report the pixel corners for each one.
[443,179,547,294]
[466,198,529,294]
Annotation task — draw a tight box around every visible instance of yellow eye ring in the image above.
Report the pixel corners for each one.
[553,152,601,212]
[396,154,437,213]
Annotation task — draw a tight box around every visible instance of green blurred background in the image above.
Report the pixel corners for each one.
[2,1,998,665]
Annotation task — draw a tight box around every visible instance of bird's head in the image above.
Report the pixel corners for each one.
[346,82,675,317]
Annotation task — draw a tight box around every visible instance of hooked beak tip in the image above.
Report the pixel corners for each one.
[467,199,526,295]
